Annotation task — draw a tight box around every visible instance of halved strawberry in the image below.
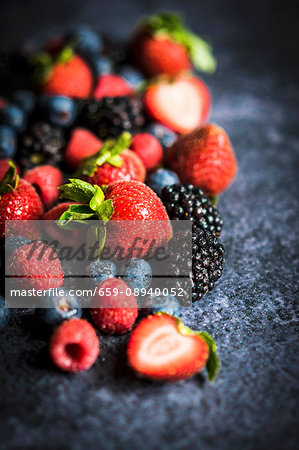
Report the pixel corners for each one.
[127,313,220,382]
[144,76,210,134]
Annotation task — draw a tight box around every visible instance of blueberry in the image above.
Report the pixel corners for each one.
[11,90,36,114]
[5,236,31,259]
[123,259,152,291]
[147,168,180,197]
[35,291,82,327]
[87,260,116,285]
[94,55,113,76]
[0,125,16,158]
[0,296,10,330]
[118,65,144,89]
[148,294,181,316]
[66,26,103,55]
[0,104,27,132]
[46,96,77,127]
[146,123,177,148]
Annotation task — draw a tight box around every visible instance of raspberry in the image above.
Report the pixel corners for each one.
[49,319,100,372]
[131,133,163,170]
[23,165,63,209]
[90,278,138,335]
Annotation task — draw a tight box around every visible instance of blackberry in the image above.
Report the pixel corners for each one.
[17,121,66,170]
[76,96,145,139]
[161,184,223,237]
[167,225,225,303]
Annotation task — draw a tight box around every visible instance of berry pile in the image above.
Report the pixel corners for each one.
[0,12,239,382]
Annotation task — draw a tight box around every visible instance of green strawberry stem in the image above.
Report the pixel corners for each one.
[59,179,114,225]
[157,312,220,382]
[144,12,216,74]
[0,161,19,196]
[32,44,75,85]
[76,132,132,178]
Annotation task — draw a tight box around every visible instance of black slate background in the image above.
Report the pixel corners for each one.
[0,0,298,449]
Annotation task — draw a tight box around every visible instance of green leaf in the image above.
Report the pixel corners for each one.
[107,154,123,167]
[198,331,221,382]
[96,199,114,222]
[89,185,105,211]
[68,204,96,219]
[145,12,216,74]
[55,46,74,64]
[0,161,19,195]
[209,195,219,208]
[58,210,73,227]
[59,179,96,203]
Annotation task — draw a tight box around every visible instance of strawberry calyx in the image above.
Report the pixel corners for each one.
[142,12,216,74]
[0,161,19,197]
[155,312,220,382]
[76,132,132,177]
[59,178,114,225]
[32,45,75,85]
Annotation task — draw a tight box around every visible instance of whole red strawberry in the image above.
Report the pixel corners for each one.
[65,128,102,170]
[166,123,237,195]
[144,75,211,134]
[127,313,220,382]
[7,240,63,291]
[39,47,93,98]
[94,74,133,100]
[0,163,43,238]
[50,319,99,372]
[24,165,63,209]
[129,13,216,77]
[78,132,146,186]
[131,133,163,170]
[90,278,138,335]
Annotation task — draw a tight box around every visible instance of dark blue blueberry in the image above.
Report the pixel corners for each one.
[0,104,27,132]
[87,260,116,285]
[0,125,16,158]
[123,259,152,291]
[11,90,36,113]
[148,294,181,316]
[5,236,31,259]
[147,168,180,197]
[47,96,77,127]
[94,55,113,76]
[35,291,82,327]
[66,26,103,55]
[146,122,177,149]
[118,65,144,89]
[0,296,10,330]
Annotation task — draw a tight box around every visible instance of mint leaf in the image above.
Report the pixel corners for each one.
[199,331,220,382]
[89,185,105,211]
[96,199,114,222]
[59,179,96,203]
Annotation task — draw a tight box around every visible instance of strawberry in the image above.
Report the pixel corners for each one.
[90,278,138,335]
[77,132,146,186]
[24,165,63,209]
[129,13,216,77]
[43,202,76,220]
[0,162,43,239]
[65,128,102,170]
[144,75,211,134]
[58,178,172,257]
[38,47,93,98]
[166,123,237,195]
[130,133,163,170]
[0,159,19,180]
[94,74,133,100]
[127,313,220,382]
[7,240,63,291]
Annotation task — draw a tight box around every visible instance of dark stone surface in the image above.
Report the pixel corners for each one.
[0,0,298,449]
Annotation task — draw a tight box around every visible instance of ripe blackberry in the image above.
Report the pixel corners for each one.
[76,96,145,139]
[17,122,66,170]
[168,225,225,303]
[161,184,223,237]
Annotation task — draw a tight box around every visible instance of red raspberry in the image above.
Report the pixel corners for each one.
[131,133,163,170]
[49,319,100,372]
[24,165,63,209]
[64,128,102,170]
[7,241,63,291]
[94,74,133,100]
[90,278,138,335]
